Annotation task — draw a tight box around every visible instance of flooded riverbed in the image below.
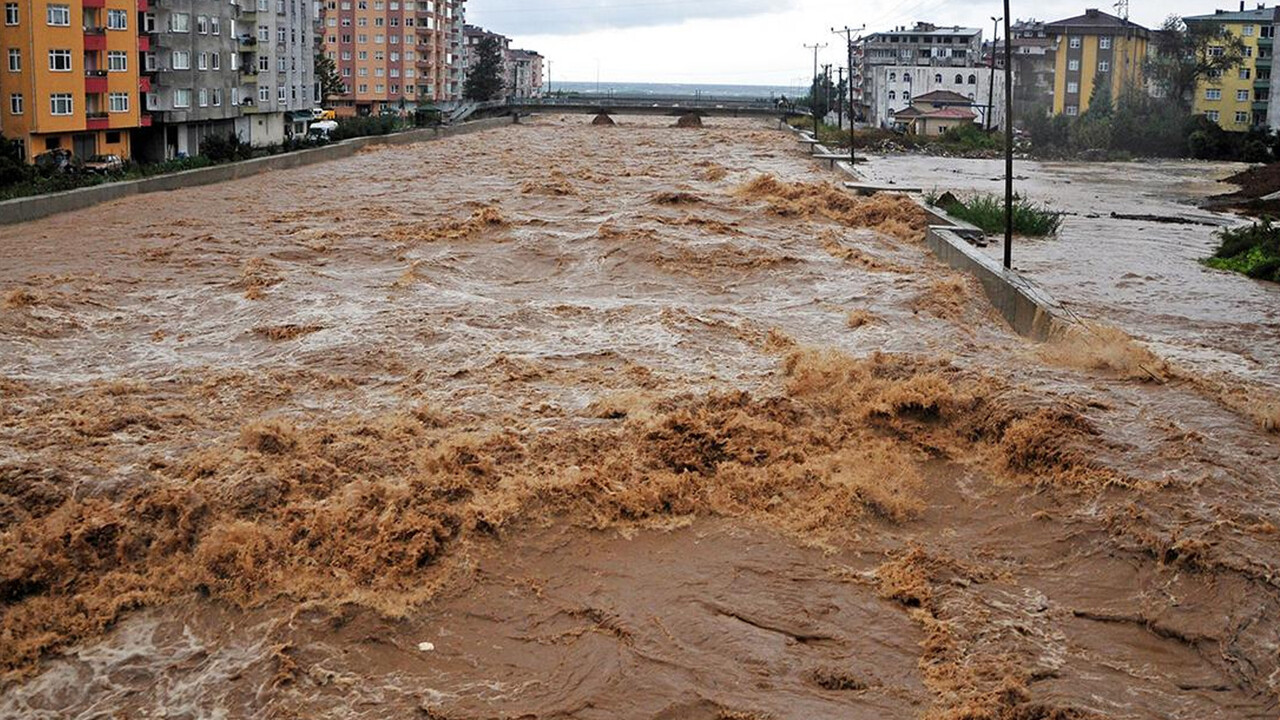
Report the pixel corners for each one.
[1,115,1279,719]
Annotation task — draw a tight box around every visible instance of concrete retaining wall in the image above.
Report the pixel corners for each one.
[0,115,517,226]
[925,226,1067,341]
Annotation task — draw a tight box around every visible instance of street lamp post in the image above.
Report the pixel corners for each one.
[832,25,864,168]
[803,42,826,138]
[987,16,1001,131]
[1003,4,1014,269]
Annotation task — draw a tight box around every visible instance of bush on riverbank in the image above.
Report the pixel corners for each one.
[1205,220,1280,282]
[926,191,1063,237]
[785,117,1001,157]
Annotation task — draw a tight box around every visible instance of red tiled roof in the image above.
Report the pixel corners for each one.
[911,90,972,105]
[918,107,977,120]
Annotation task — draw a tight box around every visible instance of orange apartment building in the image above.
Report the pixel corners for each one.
[318,0,462,114]
[1,0,149,161]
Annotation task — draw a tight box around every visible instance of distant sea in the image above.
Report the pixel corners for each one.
[551,81,805,101]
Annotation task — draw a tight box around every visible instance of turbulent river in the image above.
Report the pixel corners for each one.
[1,115,1278,719]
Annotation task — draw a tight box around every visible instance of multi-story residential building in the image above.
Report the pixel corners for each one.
[507,48,541,98]
[857,23,983,120]
[1,0,147,161]
[867,65,1005,130]
[1045,8,1149,117]
[235,0,314,144]
[987,19,1058,119]
[135,0,242,159]
[1185,5,1278,131]
[317,0,462,115]
[461,23,507,96]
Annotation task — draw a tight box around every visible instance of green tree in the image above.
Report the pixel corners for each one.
[315,50,343,101]
[1148,15,1246,110]
[464,36,505,101]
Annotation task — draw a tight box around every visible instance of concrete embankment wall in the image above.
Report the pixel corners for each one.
[924,226,1067,341]
[0,115,517,226]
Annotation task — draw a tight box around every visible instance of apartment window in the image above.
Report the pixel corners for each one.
[1236,110,1250,123]
[390,34,398,44]
[1241,67,1252,79]
[1068,59,1079,71]
[144,52,155,71]
[389,16,397,26]
[211,53,220,70]
[341,66,350,76]
[1238,89,1250,101]
[373,50,382,60]
[1244,25,1255,36]
[1099,36,1111,49]
[390,51,399,61]
[231,87,239,105]
[211,16,219,34]
[173,88,190,107]
[171,50,189,69]
[277,86,285,102]
[196,15,207,33]
[374,34,383,43]
[8,93,21,114]
[1206,88,1222,100]
[258,85,269,102]
[389,67,398,77]
[198,88,207,106]
[1208,45,1224,57]
[358,82,367,92]
[1067,81,1078,94]
[169,12,189,32]
[229,51,236,69]
[258,24,268,41]
[357,33,366,42]
[1098,60,1109,72]
[143,12,154,31]
[342,50,352,60]
[374,67,383,77]
[275,0,282,12]
[276,55,284,71]
[888,90,896,100]
[258,55,268,71]
[1245,46,1254,57]
[356,16,365,26]
[1065,104,1078,116]
[48,49,71,71]
[106,8,127,29]
[375,83,383,93]
[357,66,366,76]
[1206,109,1220,121]
[341,16,350,26]
[46,3,68,25]
[212,87,221,105]
[1068,36,1080,48]
[277,26,285,41]
[6,48,17,72]
[107,50,127,71]
[197,52,207,70]
[49,92,72,114]
[327,17,335,26]
[108,92,128,112]
[968,74,976,84]
[4,3,16,25]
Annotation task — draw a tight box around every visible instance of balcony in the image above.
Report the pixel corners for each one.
[139,113,152,126]
[138,76,151,92]
[238,35,257,46]
[83,0,105,6]
[85,72,108,93]
[84,29,107,51]
[137,0,149,9]
[138,34,151,51]
[86,112,110,129]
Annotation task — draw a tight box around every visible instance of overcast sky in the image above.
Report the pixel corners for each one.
[468,0,1245,86]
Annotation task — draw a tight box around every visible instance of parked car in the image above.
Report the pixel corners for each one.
[83,154,124,173]
[307,120,339,139]
[34,148,74,173]
[311,107,336,121]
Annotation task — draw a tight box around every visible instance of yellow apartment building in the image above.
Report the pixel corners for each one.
[1046,8,1150,116]
[1185,6,1276,131]
[1,0,147,161]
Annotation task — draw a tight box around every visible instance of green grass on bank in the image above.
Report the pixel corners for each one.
[1204,220,1280,283]
[925,191,1063,237]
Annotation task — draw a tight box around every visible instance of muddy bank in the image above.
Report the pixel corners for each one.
[2,115,1280,719]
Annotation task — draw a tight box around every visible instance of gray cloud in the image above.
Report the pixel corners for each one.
[467,0,798,36]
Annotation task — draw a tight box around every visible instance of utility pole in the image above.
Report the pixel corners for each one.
[987,16,1001,131]
[803,42,826,138]
[832,25,864,168]
[1003,4,1013,269]
[835,66,844,130]
[821,63,832,124]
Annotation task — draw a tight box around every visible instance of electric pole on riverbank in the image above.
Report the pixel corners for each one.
[803,42,826,138]
[987,16,1001,131]
[836,66,844,130]
[832,25,864,169]
[1003,3,1014,269]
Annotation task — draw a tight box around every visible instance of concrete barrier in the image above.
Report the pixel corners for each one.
[0,115,517,226]
[925,226,1067,341]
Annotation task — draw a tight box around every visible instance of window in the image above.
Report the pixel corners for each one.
[1245,46,1254,57]
[8,93,21,114]
[1208,45,1224,57]
[258,24,268,41]
[1068,36,1081,49]
[108,92,128,112]
[1206,109,1219,121]
[277,25,285,42]
[143,12,154,31]
[934,73,941,82]
[1067,81,1078,94]
[954,73,963,83]
[173,88,190,107]
[1236,111,1249,123]
[107,50,127,71]
[1244,25,1255,36]
[277,86,285,102]
[358,83,367,92]
[1065,104,1078,116]
[276,55,284,71]
[1206,88,1222,100]
[258,85,269,102]
[212,88,221,105]
[1099,36,1111,49]
[46,3,68,25]
[888,90,896,100]
[968,74,976,84]
[171,50,189,69]
[1238,89,1250,101]
[258,55,268,71]
[105,131,119,142]
[1068,59,1079,71]
[375,34,383,43]
[196,15,207,33]
[1241,67,1252,79]
[48,49,71,71]
[49,92,72,115]
[198,88,207,106]
[4,3,16,25]
[211,52,219,70]
[197,51,207,70]
[169,12,188,32]
[888,72,896,82]
[6,48,18,72]
[107,9,127,29]
[144,52,156,71]
[211,16,219,34]
[1098,60,1109,72]
[231,87,239,105]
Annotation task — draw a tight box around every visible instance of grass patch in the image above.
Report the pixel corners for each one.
[925,191,1063,237]
[1203,219,1280,283]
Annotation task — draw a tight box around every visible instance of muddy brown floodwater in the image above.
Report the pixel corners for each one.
[1,115,1279,719]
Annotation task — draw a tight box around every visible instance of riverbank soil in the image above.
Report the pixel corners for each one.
[2,115,1279,719]
[1210,162,1280,216]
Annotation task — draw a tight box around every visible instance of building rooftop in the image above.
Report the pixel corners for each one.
[868,22,981,39]
[919,107,978,119]
[1185,5,1279,22]
[912,89,974,105]
[1046,8,1150,34]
